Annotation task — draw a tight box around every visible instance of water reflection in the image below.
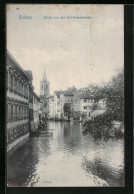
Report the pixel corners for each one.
[7,121,124,187]
[81,138,124,186]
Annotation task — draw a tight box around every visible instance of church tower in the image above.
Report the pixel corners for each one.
[40,68,49,97]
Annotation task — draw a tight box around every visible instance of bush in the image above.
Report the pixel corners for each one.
[82,111,123,140]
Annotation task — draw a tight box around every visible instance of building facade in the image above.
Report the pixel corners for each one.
[73,94,81,119]
[33,92,40,131]
[80,95,95,115]
[60,93,74,119]
[48,96,54,119]
[6,50,31,152]
[25,71,34,132]
[54,91,61,119]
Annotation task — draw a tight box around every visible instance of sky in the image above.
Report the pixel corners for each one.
[7,4,124,96]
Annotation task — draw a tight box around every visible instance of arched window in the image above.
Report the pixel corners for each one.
[11,74,13,91]
[19,106,20,119]
[17,105,19,120]
[11,105,13,121]
[6,71,8,90]
[14,78,17,93]
[22,84,24,96]
[9,72,11,89]
[17,79,19,94]
[15,105,17,120]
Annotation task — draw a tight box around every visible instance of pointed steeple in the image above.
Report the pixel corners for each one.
[43,68,47,81]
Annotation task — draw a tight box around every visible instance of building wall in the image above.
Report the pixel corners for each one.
[54,94,60,118]
[33,94,40,131]
[73,95,80,112]
[39,96,49,117]
[80,98,94,113]
[29,85,34,131]
[98,98,106,110]
[6,51,30,152]
[49,98,54,118]
[59,94,74,118]
[60,94,64,117]
[72,95,81,119]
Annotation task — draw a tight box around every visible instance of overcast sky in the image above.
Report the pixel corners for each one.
[7,4,124,95]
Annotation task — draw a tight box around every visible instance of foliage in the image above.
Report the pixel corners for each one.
[93,69,124,121]
[83,69,124,140]
[105,69,124,121]
[83,110,123,140]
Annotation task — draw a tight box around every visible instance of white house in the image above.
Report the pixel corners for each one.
[54,91,61,118]
[48,96,55,119]
[80,95,95,116]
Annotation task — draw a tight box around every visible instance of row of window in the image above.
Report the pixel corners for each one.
[7,71,29,99]
[7,123,29,144]
[60,99,74,103]
[83,99,94,103]
[7,103,29,122]
[59,99,94,104]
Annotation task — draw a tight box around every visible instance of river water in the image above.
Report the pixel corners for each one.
[7,121,124,187]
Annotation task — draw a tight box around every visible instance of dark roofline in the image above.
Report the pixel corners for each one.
[64,93,74,96]
[25,70,33,80]
[54,91,61,97]
[33,92,40,101]
[7,50,30,81]
[49,95,54,98]
[80,96,95,99]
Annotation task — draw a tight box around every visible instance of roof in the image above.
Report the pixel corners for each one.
[54,91,61,98]
[25,70,33,80]
[64,93,74,96]
[7,50,31,81]
[49,95,54,99]
[80,94,95,99]
[46,95,54,99]
[33,92,40,101]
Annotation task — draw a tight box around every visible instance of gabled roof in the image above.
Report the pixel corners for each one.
[45,95,54,99]
[80,94,95,99]
[54,91,61,98]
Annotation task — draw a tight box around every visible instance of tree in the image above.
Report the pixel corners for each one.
[104,69,124,121]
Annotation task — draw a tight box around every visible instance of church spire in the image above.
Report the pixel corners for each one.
[43,68,47,81]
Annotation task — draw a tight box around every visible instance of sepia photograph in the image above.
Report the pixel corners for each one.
[6,4,124,187]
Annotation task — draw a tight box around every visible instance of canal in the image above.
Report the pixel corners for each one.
[7,121,124,187]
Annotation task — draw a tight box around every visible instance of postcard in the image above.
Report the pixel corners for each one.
[6,4,124,187]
